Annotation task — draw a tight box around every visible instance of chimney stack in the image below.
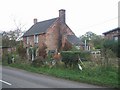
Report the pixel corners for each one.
[33,18,37,24]
[59,9,65,23]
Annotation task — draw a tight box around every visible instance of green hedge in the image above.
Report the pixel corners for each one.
[61,51,91,68]
[102,39,120,58]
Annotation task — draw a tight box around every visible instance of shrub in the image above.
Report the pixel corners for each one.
[31,56,44,67]
[28,46,38,60]
[70,45,80,51]
[79,51,91,61]
[2,53,13,65]
[38,44,47,59]
[101,39,119,58]
[61,51,91,68]
[100,39,119,68]
[17,44,26,59]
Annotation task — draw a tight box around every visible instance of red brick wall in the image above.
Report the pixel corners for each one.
[45,21,61,51]
[23,34,46,48]
[38,34,46,48]
[29,36,34,46]
[23,19,76,52]
[23,35,35,47]
[23,37,26,47]
[23,35,34,47]
[60,23,74,36]
[104,30,118,40]
[61,36,72,51]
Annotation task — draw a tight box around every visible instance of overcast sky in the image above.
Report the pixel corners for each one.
[0,0,119,36]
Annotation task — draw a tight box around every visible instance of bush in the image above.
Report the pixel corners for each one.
[38,44,47,59]
[102,39,119,58]
[100,39,119,68]
[70,45,80,51]
[17,44,26,59]
[61,51,78,68]
[79,51,91,61]
[2,53,13,65]
[28,46,38,60]
[61,51,91,68]
[31,56,44,67]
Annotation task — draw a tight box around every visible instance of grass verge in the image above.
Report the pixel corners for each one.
[3,62,119,88]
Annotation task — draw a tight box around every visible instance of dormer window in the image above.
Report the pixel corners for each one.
[34,35,38,43]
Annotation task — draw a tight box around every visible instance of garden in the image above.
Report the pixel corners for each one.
[1,40,119,88]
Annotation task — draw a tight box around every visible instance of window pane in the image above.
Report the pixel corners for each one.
[27,37,29,44]
[34,35,38,43]
[114,36,118,41]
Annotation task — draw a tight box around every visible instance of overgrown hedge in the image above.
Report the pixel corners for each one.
[102,39,120,58]
[17,44,26,59]
[61,51,91,68]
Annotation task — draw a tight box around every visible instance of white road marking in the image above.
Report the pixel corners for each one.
[0,80,12,85]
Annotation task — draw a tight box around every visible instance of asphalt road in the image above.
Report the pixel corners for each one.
[1,66,105,88]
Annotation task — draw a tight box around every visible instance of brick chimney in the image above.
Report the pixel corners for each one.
[59,9,65,24]
[33,18,37,24]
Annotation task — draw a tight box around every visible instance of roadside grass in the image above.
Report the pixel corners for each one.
[3,62,119,88]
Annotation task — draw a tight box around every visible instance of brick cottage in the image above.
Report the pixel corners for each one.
[23,9,83,60]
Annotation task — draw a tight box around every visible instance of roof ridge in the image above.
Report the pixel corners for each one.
[36,17,58,24]
[103,27,119,34]
[23,17,58,37]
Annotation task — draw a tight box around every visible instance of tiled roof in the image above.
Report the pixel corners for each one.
[103,27,120,35]
[23,18,58,36]
[67,35,84,46]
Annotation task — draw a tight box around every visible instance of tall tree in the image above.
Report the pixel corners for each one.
[2,18,25,47]
[80,31,104,49]
[2,31,18,47]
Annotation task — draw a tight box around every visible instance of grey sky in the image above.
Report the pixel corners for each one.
[0,0,119,36]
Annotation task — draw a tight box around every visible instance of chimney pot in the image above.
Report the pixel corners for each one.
[33,18,37,24]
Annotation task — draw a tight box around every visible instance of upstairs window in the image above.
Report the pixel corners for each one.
[26,37,29,44]
[34,35,38,43]
[114,36,118,41]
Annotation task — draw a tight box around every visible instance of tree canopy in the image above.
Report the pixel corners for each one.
[80,31,104,49]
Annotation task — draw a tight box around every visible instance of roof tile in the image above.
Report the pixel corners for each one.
[23,18,58,36]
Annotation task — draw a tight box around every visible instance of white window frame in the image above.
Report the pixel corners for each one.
[34,35,38,43]
[114,36,118,41]
[26,37,29,44]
